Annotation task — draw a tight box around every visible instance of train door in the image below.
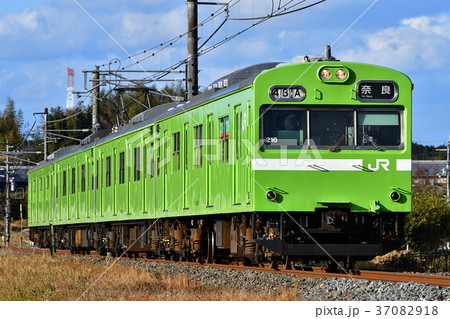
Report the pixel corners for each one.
[88,157,95,220]
[163,129,169,211]
[156,134,161,212]
[49,171,53,223]
[206,114,213,207]
[76,161,81,220]
[55,167,60,221]
[233,105,241,204]
[143,143,147,214]
[95,153,102,218]
[183,122,189,209]
[102,152,113,217]
[130,142,143,214]
[116,148,127,216]
[69,165,76,220]
[113,148,117,216]
[244,101,252,204]
[144,127,155,217]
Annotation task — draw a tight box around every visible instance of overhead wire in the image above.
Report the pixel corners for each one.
[12,117,37,151]
[107,0,241,70]
[80,0,324,112]
[141,0,324,86]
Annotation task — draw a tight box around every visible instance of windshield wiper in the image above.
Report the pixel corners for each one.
[363,133,383,151]
[329,134,346,152]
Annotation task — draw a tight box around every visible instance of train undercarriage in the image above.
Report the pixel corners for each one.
[30,210,406,269]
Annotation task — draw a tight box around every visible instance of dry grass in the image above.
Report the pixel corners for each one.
[0,252,300,301]
[1,219,30,248]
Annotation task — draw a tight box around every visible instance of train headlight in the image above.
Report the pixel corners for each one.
[266,191,277,202]
[389,191,401,202]
[336,69,346,79]
[320,68,331,79]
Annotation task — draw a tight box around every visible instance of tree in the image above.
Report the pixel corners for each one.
[406,184,450,251]
[412,142,446,160]
[0,97,23,148]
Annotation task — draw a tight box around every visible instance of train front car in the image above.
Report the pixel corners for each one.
[251,57,412,267]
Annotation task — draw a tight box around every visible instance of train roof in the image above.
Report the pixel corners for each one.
[30,62,280,171]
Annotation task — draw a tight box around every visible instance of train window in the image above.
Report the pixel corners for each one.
[150,143,155,178]
[184,125,188,170]
[134,147,141,181]
[96,160,99,190]
[71,168,76,194]
[157,140,160,177]
[357,111,401,147]
[173,132,180,172]
[310,111,354,146]
[63,171,67,197]
[194,125,203,168]
[91,162,94,190]
[119,152,125,184]
[106,156,111,187]
[81,164,86,192]
[261,108,307,146]
[219,116,229,163]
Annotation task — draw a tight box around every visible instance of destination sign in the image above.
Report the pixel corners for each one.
[269,85,306,102]
[356,80,398,102]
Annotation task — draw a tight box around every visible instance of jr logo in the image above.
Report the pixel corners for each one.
[368,159,390,171]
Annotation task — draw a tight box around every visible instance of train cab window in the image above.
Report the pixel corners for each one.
[357,111,401,147]
[261,108,307,146]
[310,111,354,147]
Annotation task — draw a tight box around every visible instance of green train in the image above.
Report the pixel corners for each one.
[28,50,412,267]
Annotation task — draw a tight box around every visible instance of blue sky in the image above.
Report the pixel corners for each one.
[0,0,449,146]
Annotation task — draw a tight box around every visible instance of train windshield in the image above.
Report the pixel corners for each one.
[310,110,354,146]
[261,108,307,146]
[357,111,401,146]
[260,107,402,148]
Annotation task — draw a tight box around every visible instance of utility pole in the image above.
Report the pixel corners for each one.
[44,107,48,162]
[92,65,100,133]
[446,137,449,201]
[187,0,199,100]
[437,135,450,201]
[4,141,10,247]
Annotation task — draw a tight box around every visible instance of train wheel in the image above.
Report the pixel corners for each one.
[206,230,215,264]
[283,256,292,270]
[270,259,278,270]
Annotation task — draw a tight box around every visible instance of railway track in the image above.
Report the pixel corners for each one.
[3,246,449,288]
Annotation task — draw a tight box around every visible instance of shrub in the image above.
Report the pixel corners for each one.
[406,184,450,251]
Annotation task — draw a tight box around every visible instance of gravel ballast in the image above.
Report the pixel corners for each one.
[2,249,449,301]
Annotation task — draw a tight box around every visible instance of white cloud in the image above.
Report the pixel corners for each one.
[118,9,185,46]
[338,13,450,70]
[0,9,38,35]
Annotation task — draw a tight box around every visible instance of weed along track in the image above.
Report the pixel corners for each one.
[2,246,450,301]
